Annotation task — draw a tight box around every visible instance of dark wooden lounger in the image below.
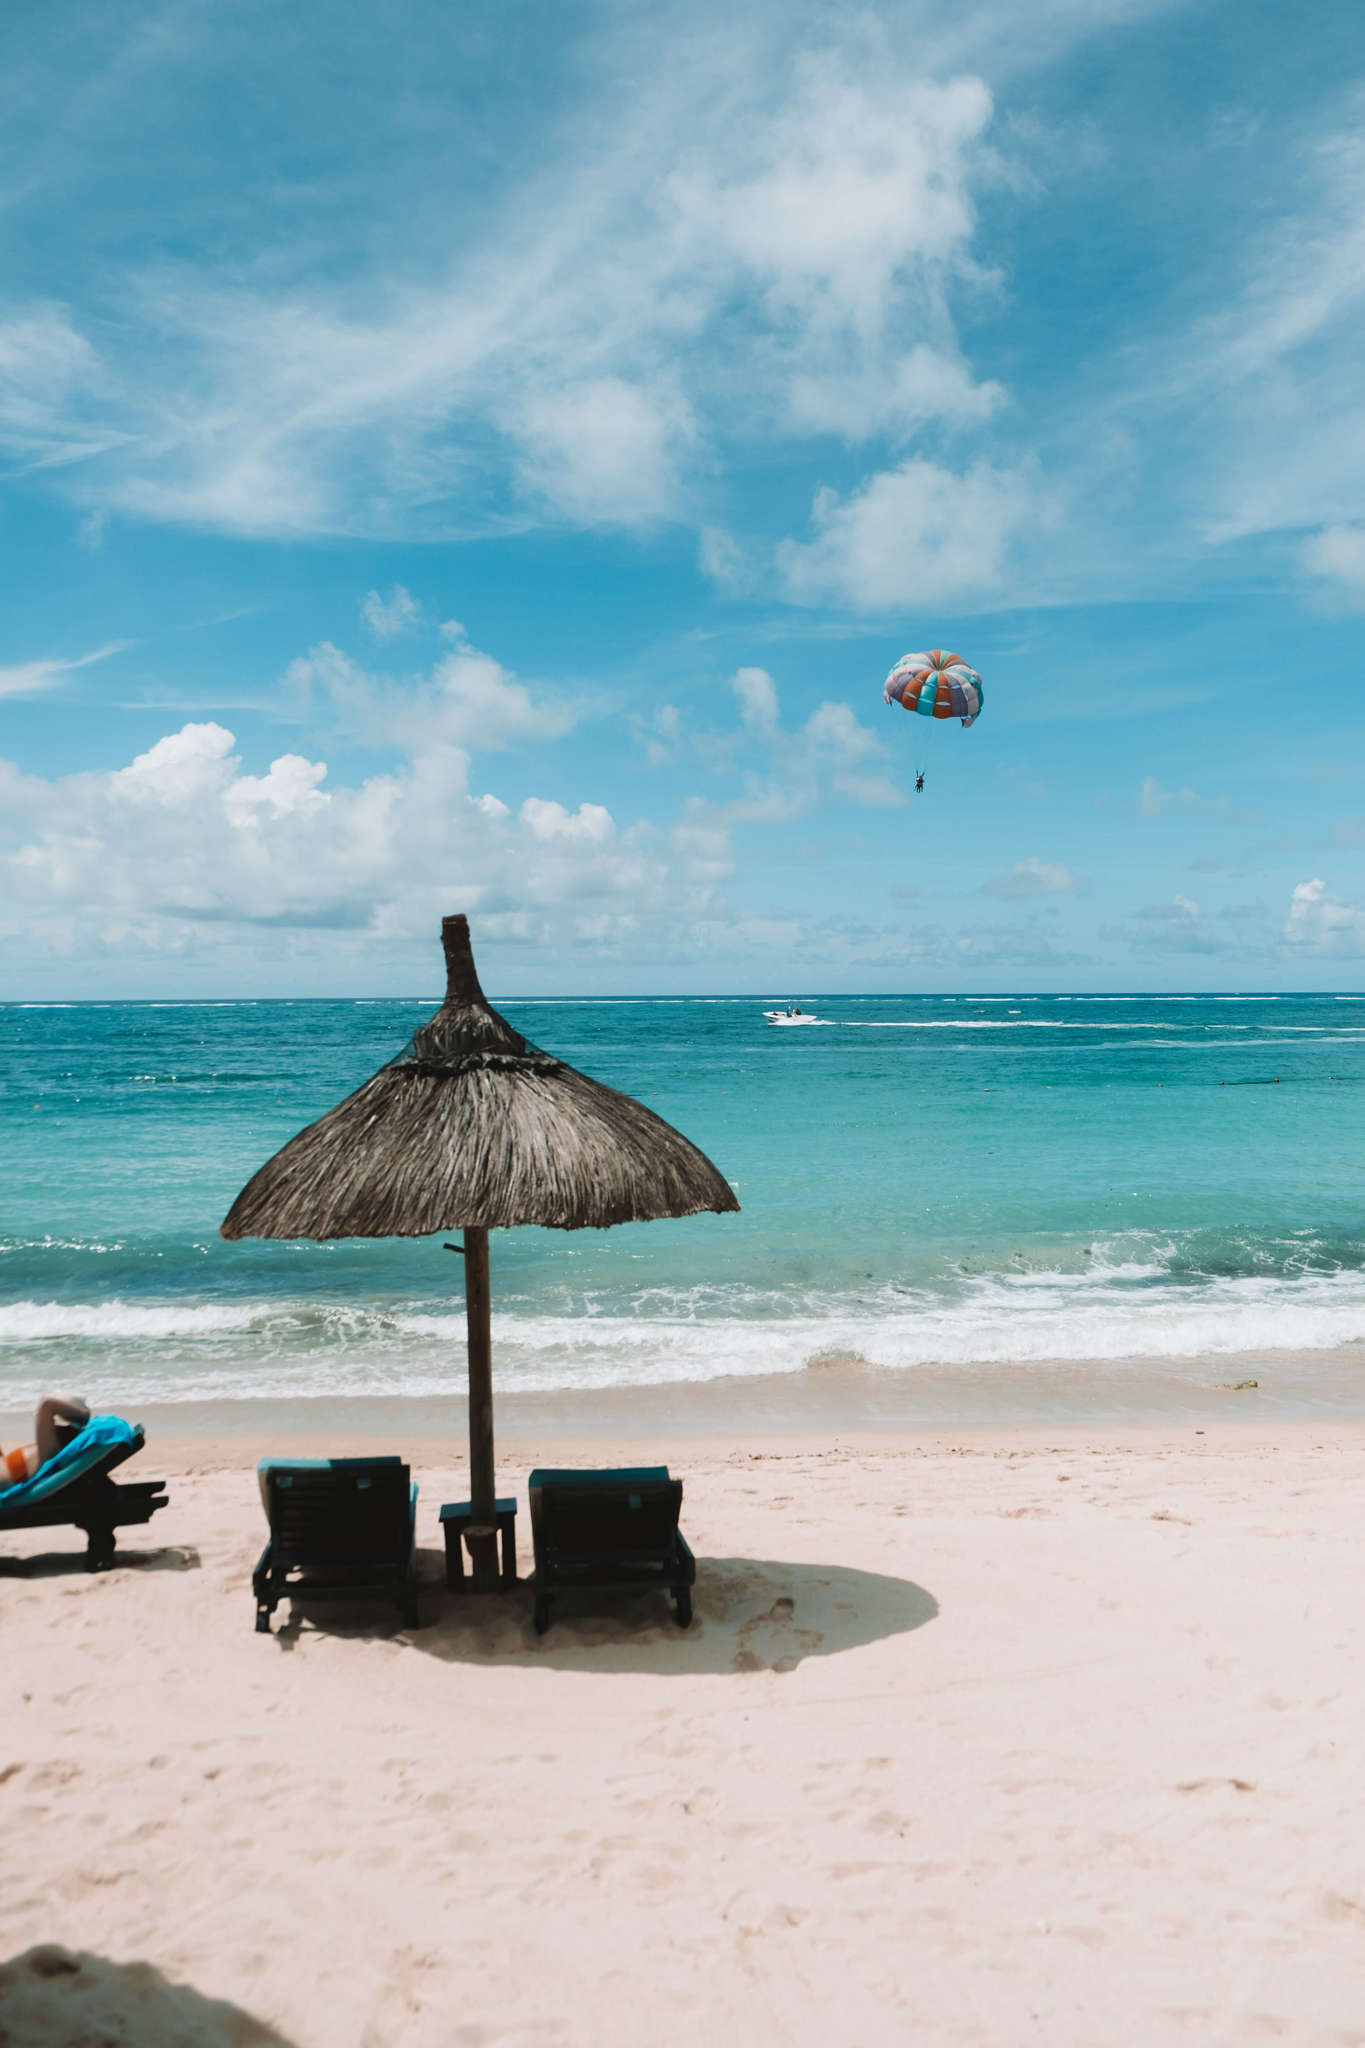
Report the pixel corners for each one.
[0,1426,167,1572]
[527,1466,695,1635]
[253,1457,420,1633]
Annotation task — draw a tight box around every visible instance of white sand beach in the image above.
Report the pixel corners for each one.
[3,1420,1365,2047]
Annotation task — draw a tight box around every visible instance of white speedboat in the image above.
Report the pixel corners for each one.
[763,1005,823,1026]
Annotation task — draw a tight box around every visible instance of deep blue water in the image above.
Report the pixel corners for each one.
[3,992,1365,1404]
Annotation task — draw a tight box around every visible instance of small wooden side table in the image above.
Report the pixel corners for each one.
[439,1498,518,1591]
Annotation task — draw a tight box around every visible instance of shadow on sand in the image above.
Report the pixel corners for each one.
[0,1544,200,1579]
[0,1946,292,2047]
[272,1546,938,1674]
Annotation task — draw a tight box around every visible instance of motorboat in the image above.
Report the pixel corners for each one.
[763,1005,823,1026]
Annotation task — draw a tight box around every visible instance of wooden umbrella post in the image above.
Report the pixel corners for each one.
[463,1224,499,1592]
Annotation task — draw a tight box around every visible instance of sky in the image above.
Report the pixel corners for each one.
[2,0,1364,997]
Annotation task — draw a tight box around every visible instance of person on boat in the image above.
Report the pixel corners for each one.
[0,1394,91,1491]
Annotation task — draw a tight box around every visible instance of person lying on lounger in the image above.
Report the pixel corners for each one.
[0,1395,91,1490]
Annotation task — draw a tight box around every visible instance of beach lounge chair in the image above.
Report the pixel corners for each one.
[253,1457,420,1633]
[0,1416,167,1571]
[527,1466,695,1634]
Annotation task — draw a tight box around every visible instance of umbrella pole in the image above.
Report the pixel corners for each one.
[464,1224,498,1591]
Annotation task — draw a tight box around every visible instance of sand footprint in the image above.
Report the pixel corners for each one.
[734,1594,823,1674]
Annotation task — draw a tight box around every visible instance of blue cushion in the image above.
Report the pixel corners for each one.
[0,1415,138,1514]
[257,1457,405,1476]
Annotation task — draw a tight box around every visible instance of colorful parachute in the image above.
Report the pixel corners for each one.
[883,650,983,728]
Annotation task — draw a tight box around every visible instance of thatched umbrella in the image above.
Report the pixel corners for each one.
[221,914,739,1589]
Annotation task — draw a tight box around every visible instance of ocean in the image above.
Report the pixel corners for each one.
[3,991,1365,1417]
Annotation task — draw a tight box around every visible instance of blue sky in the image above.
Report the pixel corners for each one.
[2,0,1364,996]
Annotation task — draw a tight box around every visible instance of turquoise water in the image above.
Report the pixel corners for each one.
[3,992,1365,1406]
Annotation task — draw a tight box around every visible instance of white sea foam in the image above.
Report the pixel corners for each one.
[6,1263,1365,1400]
[0,1300,262,1341]
[850,1020,1185,1029]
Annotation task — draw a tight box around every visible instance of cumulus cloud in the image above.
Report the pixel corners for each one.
[982,856,1077,898]
[728,666,904,809]
[0,611,925,986]
[520,797,614,844]
[361,585,422,638]
[776,457,1033,610]
[3,720,668,950]
[285,625,573,752]
[1284,876,1365,953]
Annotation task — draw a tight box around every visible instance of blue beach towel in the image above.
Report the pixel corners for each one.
[0,1415,139,1514]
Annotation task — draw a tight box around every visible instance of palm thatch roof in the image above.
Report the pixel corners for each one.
[220,915,739,1240]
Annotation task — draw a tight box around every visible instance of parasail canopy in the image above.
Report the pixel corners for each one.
[883,650,983,728]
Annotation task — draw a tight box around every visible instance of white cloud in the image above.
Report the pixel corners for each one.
[1136,779,1259,826]
[1300,525,1365,608]
[668,63,989,321]
[666,57,999,443]
[697,527,751,593]
[0,639,131,699]
[509,379,694,527]
[629,703,683,767]
[676,668,905,878]
[519,798,614,844]
[224,754,330,829]
[786,344,1002,443]
[983,856,1077,897]
[0,302,128,471]
[115,723,239,806]
[1121,108,1365,560]
[3,720,670,947]
[1109,893,1221,955]
[798,701,902,806]
[732,666,779,734]
[727,665,903,807]
[0,25,1012,544]
[1104,893,1272,959]
[6,629,912,973]
[361,585,422,638]
[776,457,1033,610]
[1284,876,1365,953]
[1137,777,1197,818]
[284,625,574,753]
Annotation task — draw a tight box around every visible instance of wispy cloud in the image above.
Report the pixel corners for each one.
[0,19,1014,547]
[0,639,132,699]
